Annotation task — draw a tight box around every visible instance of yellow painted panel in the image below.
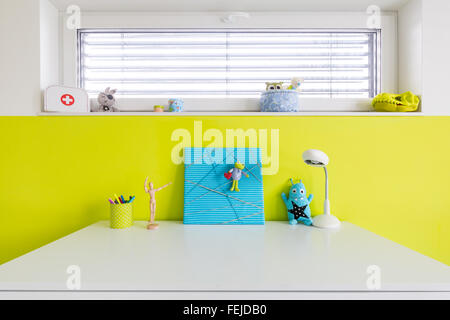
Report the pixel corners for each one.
[0,116,449,265]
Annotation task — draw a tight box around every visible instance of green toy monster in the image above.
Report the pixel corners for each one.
[372,91,420,112]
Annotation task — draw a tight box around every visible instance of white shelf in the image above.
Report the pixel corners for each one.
[38,111,426,117]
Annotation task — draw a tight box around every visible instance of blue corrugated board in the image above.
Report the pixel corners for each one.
[183,148,265,225]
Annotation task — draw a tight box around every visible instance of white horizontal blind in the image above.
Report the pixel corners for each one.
[79,29,380,98]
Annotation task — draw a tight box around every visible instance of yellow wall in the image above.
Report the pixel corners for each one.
[0,116,449,265]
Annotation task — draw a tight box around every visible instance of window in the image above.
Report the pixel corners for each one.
[78,29,380,99]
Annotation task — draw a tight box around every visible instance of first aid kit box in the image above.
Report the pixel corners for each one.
[44,86,89,113]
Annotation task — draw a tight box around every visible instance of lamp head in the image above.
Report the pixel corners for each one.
[302,149,329,167]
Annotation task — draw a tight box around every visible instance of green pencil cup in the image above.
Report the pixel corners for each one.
[110,203,133,229]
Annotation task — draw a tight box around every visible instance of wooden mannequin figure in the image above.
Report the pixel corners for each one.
[144,177,172,230]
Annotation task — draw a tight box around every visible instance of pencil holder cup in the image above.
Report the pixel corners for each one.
[110,203,133,229]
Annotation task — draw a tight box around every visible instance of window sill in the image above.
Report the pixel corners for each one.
[38,111,425,117]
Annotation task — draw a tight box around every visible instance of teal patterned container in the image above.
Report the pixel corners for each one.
[260,90,300,112]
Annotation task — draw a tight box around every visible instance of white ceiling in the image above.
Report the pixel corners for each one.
[49,0,410,12]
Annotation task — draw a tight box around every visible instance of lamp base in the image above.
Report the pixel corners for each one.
[313,214,341,229]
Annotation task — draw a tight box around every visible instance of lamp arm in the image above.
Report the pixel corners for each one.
[324,167,330,215]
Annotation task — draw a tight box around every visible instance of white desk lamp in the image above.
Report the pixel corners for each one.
[302,149,341,229]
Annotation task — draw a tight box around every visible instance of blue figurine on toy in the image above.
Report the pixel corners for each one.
[282,179,314,226]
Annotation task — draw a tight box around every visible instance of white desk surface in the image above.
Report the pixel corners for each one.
[0,221,449,299]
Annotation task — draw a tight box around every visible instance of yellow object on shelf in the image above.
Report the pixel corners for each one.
[372,91,420,112]
[110,203,133,229]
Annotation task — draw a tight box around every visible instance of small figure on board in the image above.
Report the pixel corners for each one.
[144,177,172,230]
[224,161,249,192]
[282,179,314,226]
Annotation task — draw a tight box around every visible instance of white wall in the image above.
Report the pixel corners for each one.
[398,0,422,96]
[422,0,450,115]
[0,0,59,115]
[40,0,60,105]
[0,0,41,115]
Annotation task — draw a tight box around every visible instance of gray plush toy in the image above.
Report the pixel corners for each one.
[97,87,118,112]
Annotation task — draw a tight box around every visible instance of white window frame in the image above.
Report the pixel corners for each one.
[61,12,397,112]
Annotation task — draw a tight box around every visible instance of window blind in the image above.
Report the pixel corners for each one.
[78,29,380,98]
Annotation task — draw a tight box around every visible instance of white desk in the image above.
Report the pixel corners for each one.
[0,221,449,299]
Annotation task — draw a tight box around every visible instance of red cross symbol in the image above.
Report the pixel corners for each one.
[61,94,75,106]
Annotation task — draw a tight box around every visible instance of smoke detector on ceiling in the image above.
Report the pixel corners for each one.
[221,12,251,24]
